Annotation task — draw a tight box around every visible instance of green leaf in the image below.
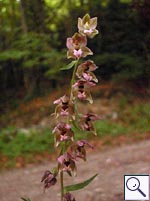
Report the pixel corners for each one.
[60,61,77,70]
[21,197,31,201]
[64,174,98,193]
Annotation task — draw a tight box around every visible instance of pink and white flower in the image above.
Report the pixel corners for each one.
[76,60,98,82]
[66,33,93,59]
[71,140,93,161]
[52,122,74,147]
[72,80,94,103]
[79,113,102,135]
[53,95,75,119]
[58,153,77,176]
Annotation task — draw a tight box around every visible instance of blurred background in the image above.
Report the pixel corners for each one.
[0,0,150,169]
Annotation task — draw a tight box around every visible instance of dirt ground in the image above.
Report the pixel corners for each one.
[0,140,150,201]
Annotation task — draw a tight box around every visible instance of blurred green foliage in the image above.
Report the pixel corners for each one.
[0,0,150,99]
[0,126,54,164]
[94,53,144,80]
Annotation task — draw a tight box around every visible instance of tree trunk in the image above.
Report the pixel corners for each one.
[19,0,47,98]
[20,0,28,33]
[20,0,47,33]
[23,67,41,99]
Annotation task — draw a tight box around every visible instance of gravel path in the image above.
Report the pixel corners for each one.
[0,140,150,201]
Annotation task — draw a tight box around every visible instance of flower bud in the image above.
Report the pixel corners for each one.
[41,170,57,189]
[63,192,76,201]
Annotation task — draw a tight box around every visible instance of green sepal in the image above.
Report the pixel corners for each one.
[60,61,77,70]
[51,167,58,176]
[66,170,72,177]
[21,198,31,201]
[59,141,70,154]
[64,173,98,193]
[59,147,64,156]
[83,13,90,24]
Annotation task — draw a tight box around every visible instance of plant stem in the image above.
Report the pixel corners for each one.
[70,59,79,93]
[70,59,80,121]
[60,171,64,201]
[71,60,78,85]
[60,60,79,200]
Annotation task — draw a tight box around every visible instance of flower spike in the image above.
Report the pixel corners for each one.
[41,13,100,201]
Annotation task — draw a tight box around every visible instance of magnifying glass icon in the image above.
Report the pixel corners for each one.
[126,177,146,197]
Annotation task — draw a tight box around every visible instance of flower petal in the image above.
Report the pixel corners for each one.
[66,38,74,49]
[81,47,93,57]
[77,17,83,30]
[90,17,98,29]
[82,14,90,24]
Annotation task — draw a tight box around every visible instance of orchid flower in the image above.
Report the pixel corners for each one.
[72,80,94,103]
[66,33,93,59]
[71,140,93,161]
[78,14,99,38]
[79,113,102,135]
[63,193,76,201]
[52,122,74,147]
[41,170,57,189]
[76,60,98,83]
[54,95,75,119]
[58,153,77,176]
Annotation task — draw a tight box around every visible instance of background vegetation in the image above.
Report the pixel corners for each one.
[0,0,150,100]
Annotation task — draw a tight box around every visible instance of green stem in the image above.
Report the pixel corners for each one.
[60,142,67,200]
[60,60,79,200]
[70,59,80,122]
[70,59,79,95]
[60,171,64,201]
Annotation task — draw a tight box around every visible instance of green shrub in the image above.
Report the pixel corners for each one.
[94,53,144,81]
